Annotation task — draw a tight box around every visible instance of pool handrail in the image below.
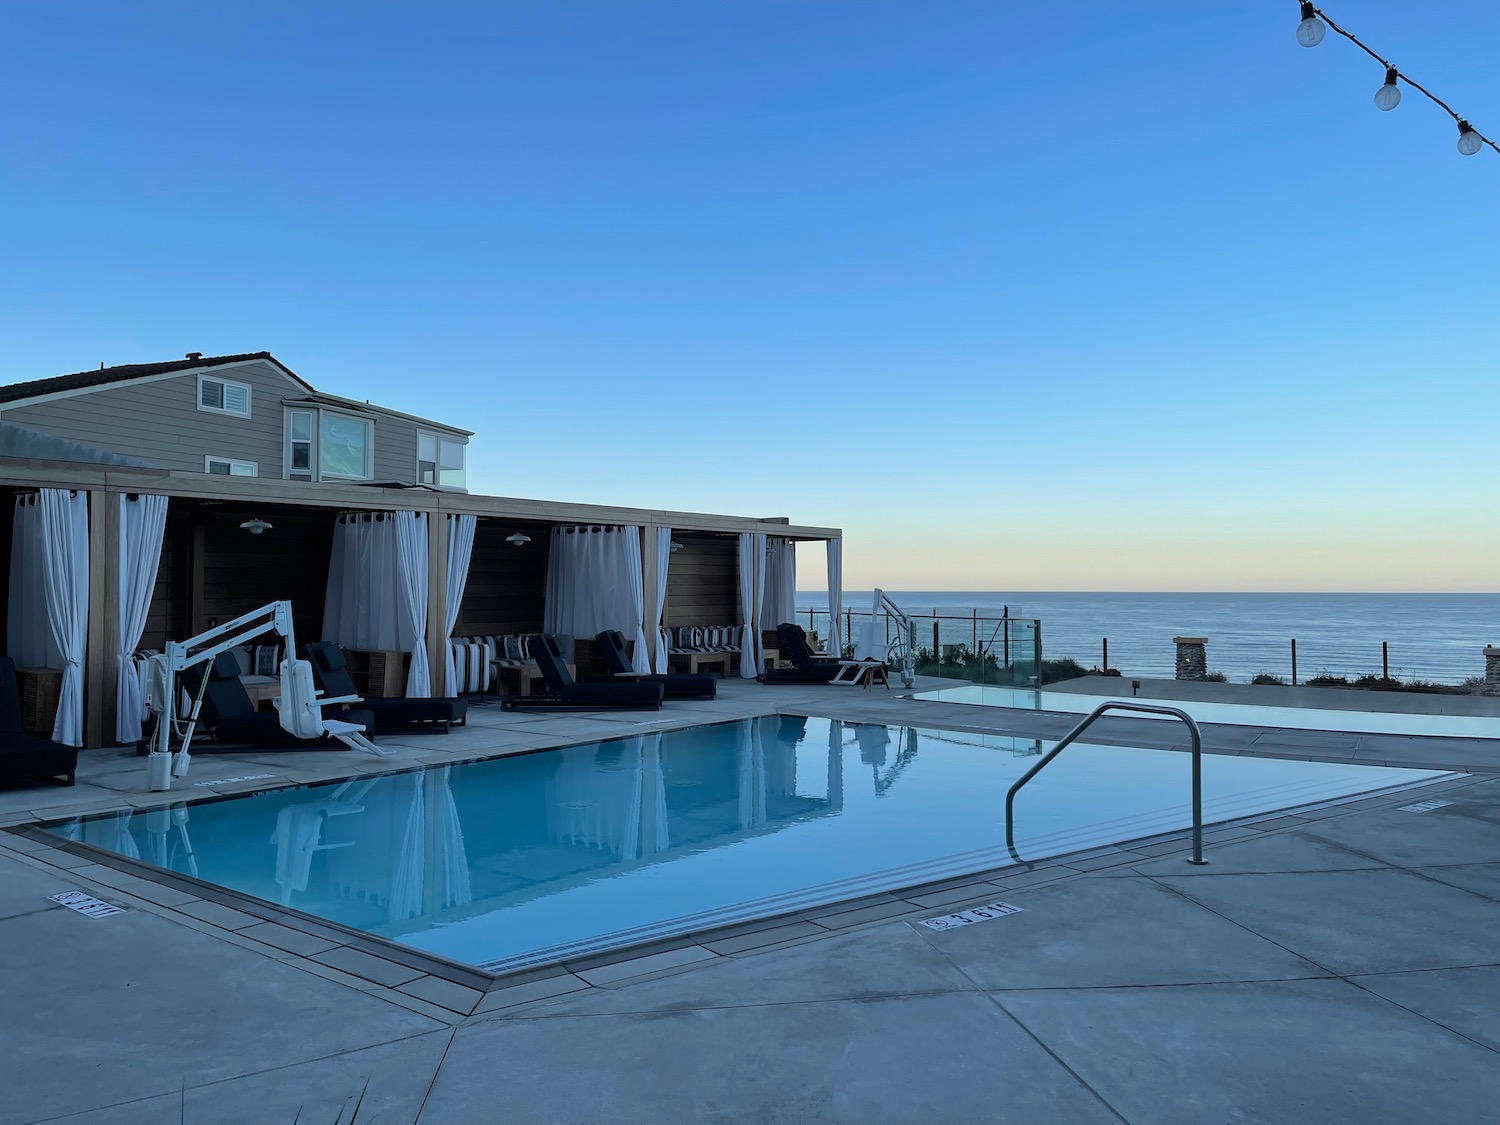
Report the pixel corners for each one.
[1004,700,1207,866]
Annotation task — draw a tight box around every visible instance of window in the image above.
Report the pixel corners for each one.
[287,410,314,478]
[204,456,257,476]
[418,431,466,489]
[198,375,252,417]
[318,412,372,479]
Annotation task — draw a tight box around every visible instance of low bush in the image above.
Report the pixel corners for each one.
[1203,671,1228,683]
[1251,672,1286,685]
[1040,658,1089,684]
[1305,674,1349,687]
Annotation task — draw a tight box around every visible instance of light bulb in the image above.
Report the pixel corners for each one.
[1296,2,1325,47]
[1374,68,1400,111]
[1457,121,1482,156]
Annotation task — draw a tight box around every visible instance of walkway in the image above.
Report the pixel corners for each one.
[4,676,1499,1123]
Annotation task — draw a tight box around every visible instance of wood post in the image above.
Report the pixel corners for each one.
[84,490,120,748]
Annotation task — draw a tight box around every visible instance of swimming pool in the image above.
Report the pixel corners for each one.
[47,717,1442,973]
[914,684,1500,739]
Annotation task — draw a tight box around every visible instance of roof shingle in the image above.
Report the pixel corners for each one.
[0,352,311,405]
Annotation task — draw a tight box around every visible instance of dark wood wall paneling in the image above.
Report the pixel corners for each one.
[0,488,15,647]
[140,507,334,650]
[664,535,739,627]
[454,520,551,636]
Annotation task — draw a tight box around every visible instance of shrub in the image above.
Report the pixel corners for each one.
[1353,674,1403,690]
[1203,671,1227,683]
[1040,658,1089,684]
[1086,666,1122,677]
[1305,674,1349,687]
[1251,673,1286,685]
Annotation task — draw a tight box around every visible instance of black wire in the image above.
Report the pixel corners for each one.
[1313,5,1499,155]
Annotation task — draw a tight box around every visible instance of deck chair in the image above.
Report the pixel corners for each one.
[760,623,841,684]
[0,656,77,786]
[184,652,376,748]
[502,634,663,711]
[594,630,716,700]
[302,642,468,733]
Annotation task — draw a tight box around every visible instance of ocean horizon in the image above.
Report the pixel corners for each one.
[793,591,1500,684]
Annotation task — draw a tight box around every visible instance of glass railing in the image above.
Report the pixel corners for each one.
[797,609,1042,688]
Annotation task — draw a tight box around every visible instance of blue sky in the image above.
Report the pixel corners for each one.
[2,1,1496,591]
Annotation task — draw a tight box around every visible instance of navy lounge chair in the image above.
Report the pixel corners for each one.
[502,634,663,711]
[0,656,77,786]
[183,652,376,748]
[594,630,716,700]
[302,643,468,733]
[760,623,841,684]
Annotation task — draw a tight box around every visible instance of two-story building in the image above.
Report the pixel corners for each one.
[1,351,841,751]
[0,352,471,488]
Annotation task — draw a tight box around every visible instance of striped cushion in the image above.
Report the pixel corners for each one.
[252,644,281,677]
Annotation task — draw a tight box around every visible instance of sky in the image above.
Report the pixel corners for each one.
[1,1,1496,592]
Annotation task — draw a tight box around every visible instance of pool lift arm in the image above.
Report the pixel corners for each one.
[144,600,384,792]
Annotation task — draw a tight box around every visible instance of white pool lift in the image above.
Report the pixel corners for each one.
[144,600,388,792]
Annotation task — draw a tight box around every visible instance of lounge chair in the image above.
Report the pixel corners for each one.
[183,652,376,748]
[0,656,77,786]
[759,623,842,684]
[301,642,468,733]
[594,630,716,700]
[502,634,663,711]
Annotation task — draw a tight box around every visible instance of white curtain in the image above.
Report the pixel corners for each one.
[763,537,797,632]
[116,494,168,743]
[322,514,404,651]
[39,489,89,746]
[653,527,672,673]
[394,511,430,697]
[7,494,60,669]
[826,538,843,658]
[442,514,477,695]
[543,525,649,670]
[737,534,757,678]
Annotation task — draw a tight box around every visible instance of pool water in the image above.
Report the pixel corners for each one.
[914,684,1500,740]
[47,717,1442,973]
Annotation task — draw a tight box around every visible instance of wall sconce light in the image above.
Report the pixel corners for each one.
[506,532,532,547]
[668,540,684,553]
[239,518,273,535]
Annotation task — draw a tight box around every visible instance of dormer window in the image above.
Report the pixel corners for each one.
[198,375,252,417]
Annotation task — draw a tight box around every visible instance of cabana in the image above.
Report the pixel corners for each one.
[0,456,840,748]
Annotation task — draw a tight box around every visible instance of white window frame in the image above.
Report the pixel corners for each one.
[284,408,316,479]
[417,430,467,489]
[204,456,257,477]
[197,374,253,417]
[316,410,374,481]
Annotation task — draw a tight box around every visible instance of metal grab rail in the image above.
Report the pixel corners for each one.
[1005,701,1207,866]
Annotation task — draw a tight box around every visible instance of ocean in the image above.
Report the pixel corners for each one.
[794,591,1500,685]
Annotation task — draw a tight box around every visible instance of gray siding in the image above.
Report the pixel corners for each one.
[0,360,462,486]
[372,411,418,483]
[0,360,299,475]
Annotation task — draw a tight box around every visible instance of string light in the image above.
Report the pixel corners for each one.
[1295,3,1497,157]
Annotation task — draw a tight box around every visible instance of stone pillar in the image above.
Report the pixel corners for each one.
[1173,637,1208,681]
[1485,646,1500,685]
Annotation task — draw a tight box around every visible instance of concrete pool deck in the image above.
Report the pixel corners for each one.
[5,676,1500,1123]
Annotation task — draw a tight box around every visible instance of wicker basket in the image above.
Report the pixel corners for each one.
[17,667,63,735]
